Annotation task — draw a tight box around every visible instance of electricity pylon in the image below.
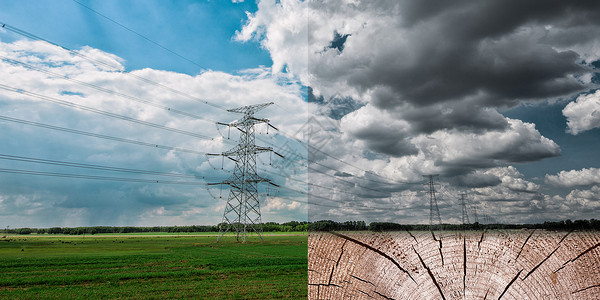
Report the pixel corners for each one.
[460,193,470,225]
[209,102,282,242]
[424,175,442,231]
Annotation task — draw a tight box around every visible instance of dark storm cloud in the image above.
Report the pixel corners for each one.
[352,1,596,111]
[400,104,509,134]
[399,0,600,38]
[302,0,600,166]
[351,125,418,157]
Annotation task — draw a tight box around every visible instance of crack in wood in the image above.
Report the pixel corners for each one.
[497,269,522,300]
[523,230,571,281]
[350,274,375,286]
[309,283,341,288]
[478,230,485,251]
[431,231,444,266]
[357,289,374,298]
[308,268,322,275]
[463,237,467,296]
[515,229,535,261]
[329,232,417,284]
[523,244,560,281]
[413,246,447,300]
[336,240,347,268]
[328,264,336,286]
[558,229,574,244]
[554,242,600,274]
[373,290,396,300]
[328,240,348,286]
[572,284,600,294]
[406,230,418,243]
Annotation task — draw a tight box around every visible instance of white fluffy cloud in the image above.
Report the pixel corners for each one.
[0,39,308,227]
[546,168,600,187]
[565,186,600,210]
[338,104,559,179]
[236,0,308,81]
[563,90,600,135]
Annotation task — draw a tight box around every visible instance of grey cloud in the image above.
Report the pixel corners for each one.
[311,0,599,119]
[400,104,509,134]
[450,173,502,188]
[308,87,364,120]
[351,126,418,157]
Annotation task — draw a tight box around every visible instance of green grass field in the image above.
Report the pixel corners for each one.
[0,234,307,299]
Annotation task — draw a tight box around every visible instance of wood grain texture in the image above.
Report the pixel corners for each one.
[308,230,600,299]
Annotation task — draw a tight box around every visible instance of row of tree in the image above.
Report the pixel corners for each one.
[310,219,600,231]
[1,221,309,235]
[3,219,599,235]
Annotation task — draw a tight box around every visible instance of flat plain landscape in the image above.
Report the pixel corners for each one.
[0,234,308,299]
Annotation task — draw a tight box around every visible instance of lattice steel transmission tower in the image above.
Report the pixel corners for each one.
[209,102,282,242]
[460,193,470,225]
[472,202,479,224]
[424,175,442,231]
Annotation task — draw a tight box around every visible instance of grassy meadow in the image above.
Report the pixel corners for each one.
[0,233,307,299]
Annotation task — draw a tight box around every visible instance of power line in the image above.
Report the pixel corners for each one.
[1,57,218,124]
[308,159,417,187]
[1,19,402,192]
[0,167,206,186]
[264,128,420,186]
[259,166,415,201]
[308,145,420,185]
[307,165,393,194]
[2,20,444,221]
[0,84,220,141]
[0,115,207,155]
[276,184,401,212]
[0,21,224,110]
[0,153,210,180]
[71,0,207,70]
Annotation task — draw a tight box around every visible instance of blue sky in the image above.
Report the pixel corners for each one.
[2,0,600,228]
[1,0,271,74]
[503,103,600,178]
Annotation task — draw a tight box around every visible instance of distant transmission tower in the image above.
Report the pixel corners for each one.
[460,193,470,225]
[209,102,282,242]
[471,202,479,224]
[423,175,442,231]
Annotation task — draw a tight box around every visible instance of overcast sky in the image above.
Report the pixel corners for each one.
[1,0,600,228]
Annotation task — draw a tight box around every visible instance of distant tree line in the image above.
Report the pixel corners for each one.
[307,220,368,231]
[4,219,599,235]
[1,221,309,235]
[308,219,600,232]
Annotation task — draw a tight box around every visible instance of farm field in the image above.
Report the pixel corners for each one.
[0,234,307,299]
